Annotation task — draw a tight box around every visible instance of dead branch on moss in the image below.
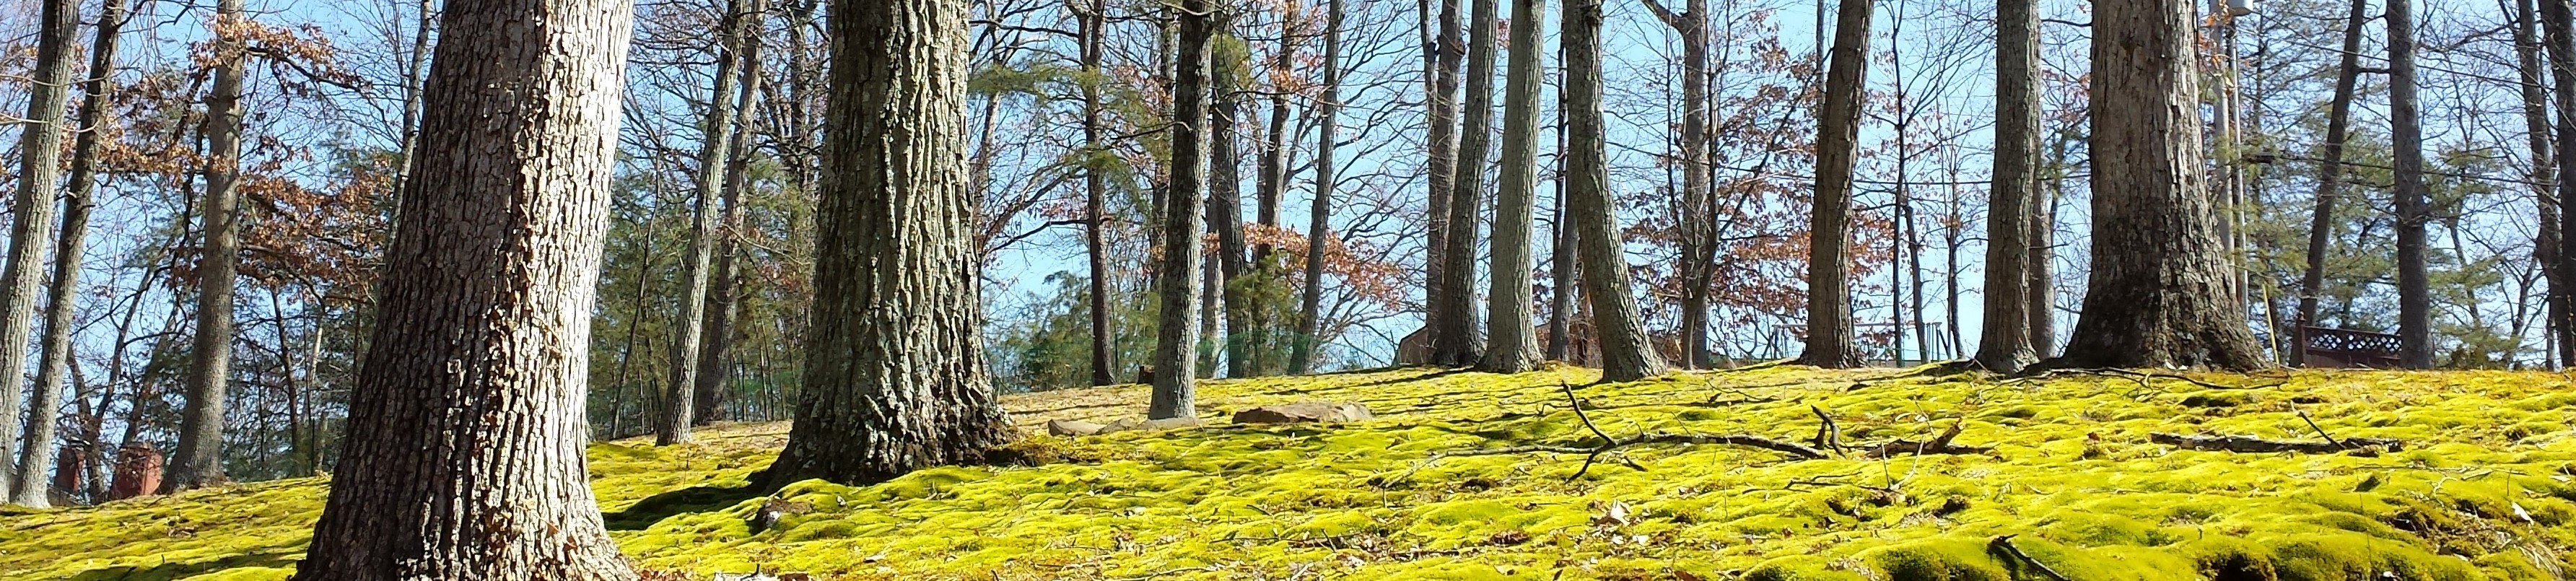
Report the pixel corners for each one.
[1989,535,2074,581]
[1861,421,1994,458]
[2149,432,2402,454]
[1809,406,1846,455]
[1384,383,1827,484]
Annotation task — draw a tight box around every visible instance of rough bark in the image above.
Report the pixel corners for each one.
[2520,0,2567,367]
[1424,0,1462,349]
[1973,0,2037,373]
[1638,0,1706,369]
[762,0,1016,486]
[1800,0,1870,369]
[1151,0,1211,417]
[1291,0,1343,375]
[169,0,250,492]
[2047,0,2266,370]
[2297,0,2367,329]
[695,4,766,424]
[1257,7,1298,263]
[2386,0,2432,369]
[661,0,750,445]
[1434,0,1498,366]
[1480,0,1543,372]
[2546,0,2576,371]
[1082,0,1115,386]
[14,0,127,507]
[1213,16,1252,379]
[0,0,80,502]
[1566,0,1667,381]
[289,0,638,574]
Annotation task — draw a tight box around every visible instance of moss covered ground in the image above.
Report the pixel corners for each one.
[10,365,2576,580]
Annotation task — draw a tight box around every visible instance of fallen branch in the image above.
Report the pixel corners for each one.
[2149,432,2402,454]
[1810,406,1845,455]
[1989,535,2073,581]
[1861,421,1994,458]
[1384,383,1827,484]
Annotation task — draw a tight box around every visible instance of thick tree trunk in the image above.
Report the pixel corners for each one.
[1434,0,1498,366]
[1291,0,1343,375]
[0,0,81,503]
[2545,0,2576,370]
[1973,0,2037,373]
[1480,0,1544,372]
[1151,0,1211,417]
[1424,0,1462,350]
[764,0,1016,486]
[17,0,127,507]
[2048,0,2266,370]
[1566,0,1667,381]
[1082,0,1116,386]
[1800,0,1869,369]
[2520,0,2566,369]
[169,0,251,492]
[662,0,750,445]
[2386,0,2432,368]
[289,0,638,574]
[695,6,765,425]
[2297,0,2367,330]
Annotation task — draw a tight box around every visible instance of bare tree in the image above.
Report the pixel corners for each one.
[0,0,79,503]
[1566,0,1667,381]
[1801,0,1871,369]
[1153,0,1212,416]
[2297,0,2369,330]
[1972,0,2037,373]
[1434,0,1499,366]
[661,0,753,444]
[14,0,129,507]
[1423,0,1462,357]
[169,0,250,492]
[2386,0,2430,368]
[1639,0,1708,369]
[1480,0,1543,372]
[1082,0,1117,385]
[1291,0,1345,374]
[695,0,767,424]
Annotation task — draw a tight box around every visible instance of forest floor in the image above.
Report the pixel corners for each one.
[9,364,2576,580]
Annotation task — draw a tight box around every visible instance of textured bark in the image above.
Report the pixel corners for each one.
[2048,0,2266,370]
[696,5,767,424]
[1545,123,1576,362]
[169,0,250,492]
[1082,0,1115,386]
[2386,0,2432,369]
[2030,133,2067,357]
[2521,0,2567,367]
[1212,16,1252,379]
[1973,0,2037,373]
[14,0,127,507]
[1479,0,1543,373]
[1566,0,1667,381]
[2546,0,2576,371]
[1800,0,1870,369]
[1434,0,1498,366]
[764,0,1016,486]
[1290,0,1342,375]
[662,0,750,445]
[1423,0,1461,347]
[1151,0,1210,416]
[289,0,638,574]
[0,0,79,502]
[1257,8,1298,263]
[2298,0,2367,328]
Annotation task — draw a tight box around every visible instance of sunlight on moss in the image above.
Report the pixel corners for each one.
[9,367,2576,579]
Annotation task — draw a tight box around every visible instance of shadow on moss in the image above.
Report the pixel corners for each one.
[67,549,296,581]
[603,484,765,531]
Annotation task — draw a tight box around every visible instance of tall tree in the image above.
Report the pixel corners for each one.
[2546,0,2576,370]
[1639,0,1709,370]
[2049,0,2265,370]
[0,0,80,503]
[2297,0,2368,330]
[1082,0,1116,385]
[1433,0,1498,366]
[1152,0,1212,416]
[289,0,639,573]
[1566,0,1667,381]
[169,0,252,492]
[1213,12,1254,378]
[1480,0,1543,372]
[15,0,128,507]
[1423,0,1462,353]
[2519,0,2566,367]
[1545,123,1576,362]
[762,0,1016,486]
[661,0,751,445]
[1801,0,1871,369]
[1973,0,2037,372]
[1291,0,1343,374]
[1257,6,1300,263]
[695,0,767,424]
[2385,0,2430,368]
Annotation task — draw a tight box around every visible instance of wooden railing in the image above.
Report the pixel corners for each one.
[2297,326,2403,369]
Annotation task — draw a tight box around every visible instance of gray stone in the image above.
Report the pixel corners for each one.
[1231,401,1375,424]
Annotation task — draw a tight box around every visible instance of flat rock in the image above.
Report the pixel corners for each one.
[1231,401,1374,424]
[1047,419,1108,437]
[1102,416,1205,433]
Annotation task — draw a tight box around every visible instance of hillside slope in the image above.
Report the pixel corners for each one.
[9,365,2576,580]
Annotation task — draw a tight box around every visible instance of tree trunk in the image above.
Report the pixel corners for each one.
[1800,0,1869,369]
[2048,0,2266,370]
[1081,0,1116,386]
[661,0,750,445]
[1291,0,1343,375]
[2546,0,2576,371]
[1151,0,1211,417]
[2520,0,2565,369]
[1258,7,1300,263]
[1480,0,1544,372]
[0,0,81,503]
[2297,0,2367,330]
[2386,0,2432,369]
[1435,0,1498,366]
[169,0,252,492]
[289,0,639,573]
[1639,0,1707,370]
[695,1,765,425]
[1213,15,1251,378]
[763,0,1016,486]
[1545,130,1576,363]
[1566,0,1667,381]
[2030,132,2066,357]
[1973,0,2037,373]
[1424,0,1462,350]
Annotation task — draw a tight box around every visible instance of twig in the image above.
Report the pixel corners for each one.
[2295,409,2347,450]
[2150,432,2401,454]
[1989,535,2074,581]
[1386,385,1825,484]
[1861,420,1993,458]
[1809,406,1845,455]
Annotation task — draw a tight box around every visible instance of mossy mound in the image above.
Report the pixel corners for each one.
[10,366,2576,580]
